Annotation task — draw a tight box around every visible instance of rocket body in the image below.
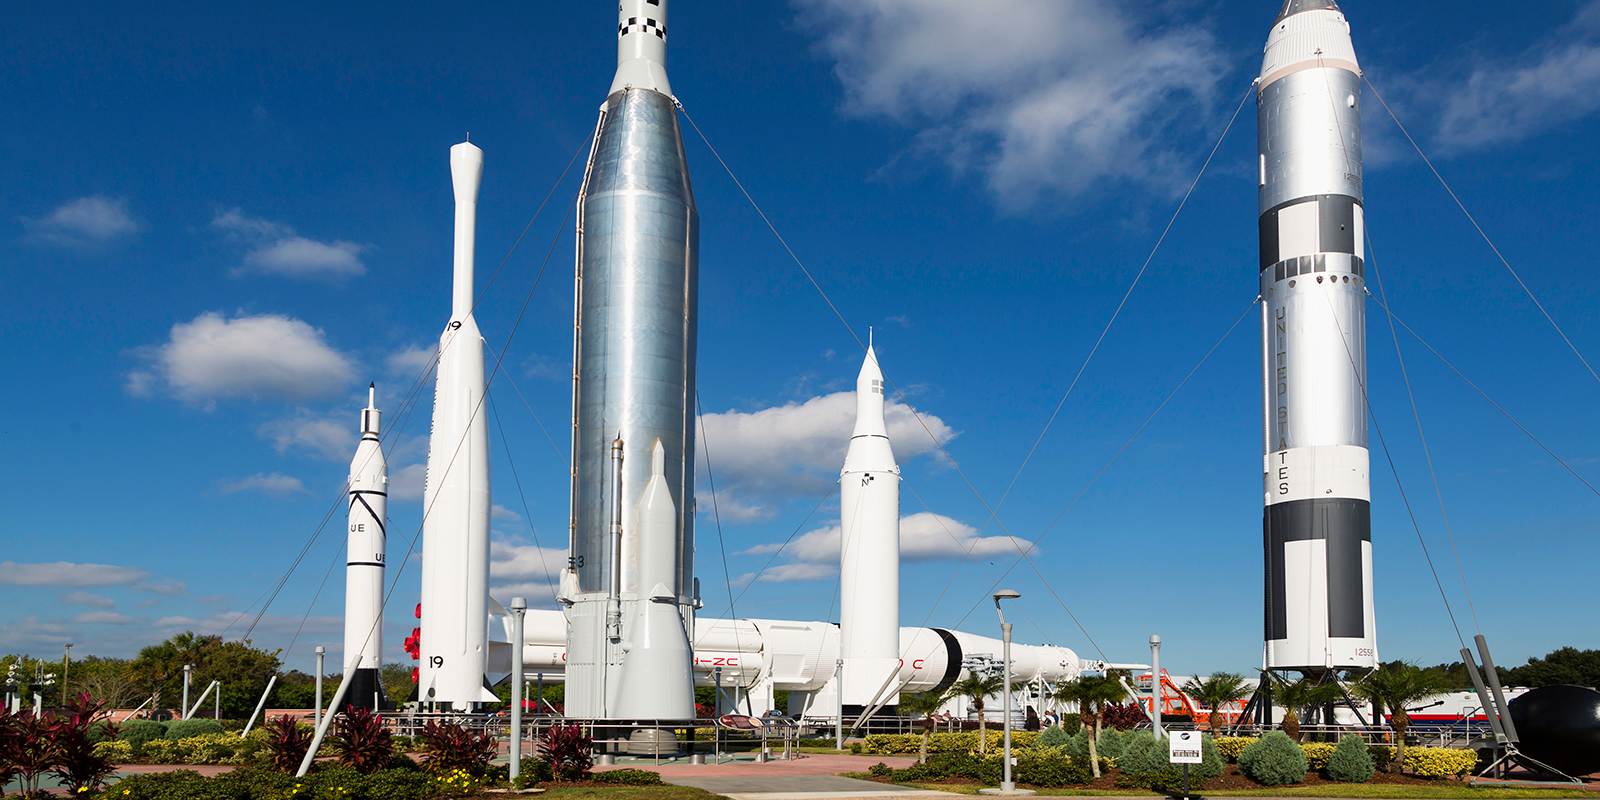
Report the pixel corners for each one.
[563,0,698,719]
[418,142,497,708]
[344,386,388,711]
[839,346,901,709]
[1257,0,1377,672]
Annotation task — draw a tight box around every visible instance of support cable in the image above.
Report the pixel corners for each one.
[488,391,559,602]
[1364,74,1600,388]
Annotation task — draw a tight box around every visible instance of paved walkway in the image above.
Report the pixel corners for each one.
[663,774,964,800]
[593,753,917,777]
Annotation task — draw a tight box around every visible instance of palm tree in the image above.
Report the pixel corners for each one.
[1181,672,1252,733]
[898,689,955,763]
[1051,675,1125,778]
[949,672,1003,753]
[1353,662,1455,773]
[1263,672,1341,741]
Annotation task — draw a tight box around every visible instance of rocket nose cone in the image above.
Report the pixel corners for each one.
[651,439,666,477]
[450,142,484,199]
[1275,0,1340,23]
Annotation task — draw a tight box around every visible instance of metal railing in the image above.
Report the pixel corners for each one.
[383,713,805,766]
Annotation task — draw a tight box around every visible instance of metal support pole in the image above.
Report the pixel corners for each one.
[835,658,844,751]
[315,647,326,728]
[243,676,279,737]
[182,664,193,720]
[215,682,221,721]
[509,597,527,782]
[1150,635,1163,741]
[297,656,361,778]
[1475,636,1520,743]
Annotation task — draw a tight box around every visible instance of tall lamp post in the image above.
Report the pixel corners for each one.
[314,647,326,728]
[1149,635,1162,741]
[509,597,527,783]
[63,644,73,704]
[981,590,1032,796]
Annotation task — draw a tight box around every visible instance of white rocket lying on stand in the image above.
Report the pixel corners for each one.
[344,384,387,711]
[417,141,497,709]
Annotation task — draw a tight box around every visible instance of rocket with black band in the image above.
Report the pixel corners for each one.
[344,383,389,710]
[1257,0,1378,672]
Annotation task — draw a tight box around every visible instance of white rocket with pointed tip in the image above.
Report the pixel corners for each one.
[418,141,497,709]
[611,440,696,717]
[344,383,388,710]
[839,344,901,710]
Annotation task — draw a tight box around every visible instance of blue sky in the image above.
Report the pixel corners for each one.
[3,0,1598,679]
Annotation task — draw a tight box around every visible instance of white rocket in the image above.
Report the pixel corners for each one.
[1257,0,1378,673]
[418,141,497,708]
[839,344,901,710]
[344,383,387,710]
[611,441,696,717]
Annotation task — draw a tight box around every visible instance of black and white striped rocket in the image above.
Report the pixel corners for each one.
[344,384,388,710]
[1257,0,1377,672]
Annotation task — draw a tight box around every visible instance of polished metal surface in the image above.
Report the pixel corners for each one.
[1258,69,1363,211]
[1264,279,1367,450]
[572,88,698,603]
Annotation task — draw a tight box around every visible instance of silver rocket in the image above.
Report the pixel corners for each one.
[344,383,388,711]
[1257,0,1377,672]
[418,141,498,708]
[560,0,698,718]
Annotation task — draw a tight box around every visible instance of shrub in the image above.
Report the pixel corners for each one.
[1237,730,1308,786]
[93,740,135,763]
[1013,749,1090,787]
[1214,735,1256,762]
[263,714,310,772]
[862,730,1041,755]
[1100,702,1148,730]
[173,732,245,764]
[1195,734,1226,780]
[536,723,594,781]
[1062,728,1089,762]
[418,719,497,776]
[165,718,225,739]
[1326,734,1375,782]
[849,741,863,754]
[49,693,120,793]
[86,719,120,744]
[1400,746,1479,778]
[335,707,396,774]
[140,738,178,763]
[593,768,665,785]
[1094,727,1128,761]
[869,762,893,777]
[1037,724,1071,749]
[118,719,169,753]
[433,766,489,795]
[893,753,1000,784]
[517,756,555,786]
[1300,741,1336,770]
[1058,715,1083,736]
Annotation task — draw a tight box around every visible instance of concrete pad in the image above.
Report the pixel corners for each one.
[665,774,965,799]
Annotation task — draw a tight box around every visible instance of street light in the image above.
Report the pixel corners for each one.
[981,589,1033,796]
[509,597,527,784]
[314,647,326,728]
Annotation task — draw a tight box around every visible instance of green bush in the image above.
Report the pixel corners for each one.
[118,719,169,753]
[86,720,119,744]
[1301,741,1336,769]
[1037,724,1071,749]
[165,718,225,739]
[893,753,1000,784]
[849,741,863,754]
[868,762,893,777]
[1058,715,1083,736]
[1095,727,1129,761]
[1214,735,1256,762]
[1237,730,1308,786]
[593,768,664,785]
[1014,749,1090,787]
[1195,734,1226,780]
[103,763,443,800]
[518,756,555,785]
[1062,728,1090,762]
[862,730,1041,755]
[141,738,178,763]
[1326,734,1375,783]
[1117,733,1224,792]
[93,740,134,763]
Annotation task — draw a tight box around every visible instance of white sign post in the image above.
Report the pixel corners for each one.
[1167,730,1204,800]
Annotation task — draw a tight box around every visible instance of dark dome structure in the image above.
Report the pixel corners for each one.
[1509,685,1600,777]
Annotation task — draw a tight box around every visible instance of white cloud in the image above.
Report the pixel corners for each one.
[0,616,75,651]
[798,0,1223,206]
[220,472,309,496]
[153,611,342,638]
[387,344,437,377]
[22,196,140,246]
[743,512,1031,583]
[213,209,366,280]
[1433,2,1600,151]
[391,463,428,501]
[60,591,115,609]
[71,611,139,625]
[0,561,149,587]
[489,540,565,600]
[522,353,567,381]
[132,578,187,597]
[735,562,840,584]
[259,412,357,460]
[128,311,355,405]
[492,505,522,522]
[697,389,956,516]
